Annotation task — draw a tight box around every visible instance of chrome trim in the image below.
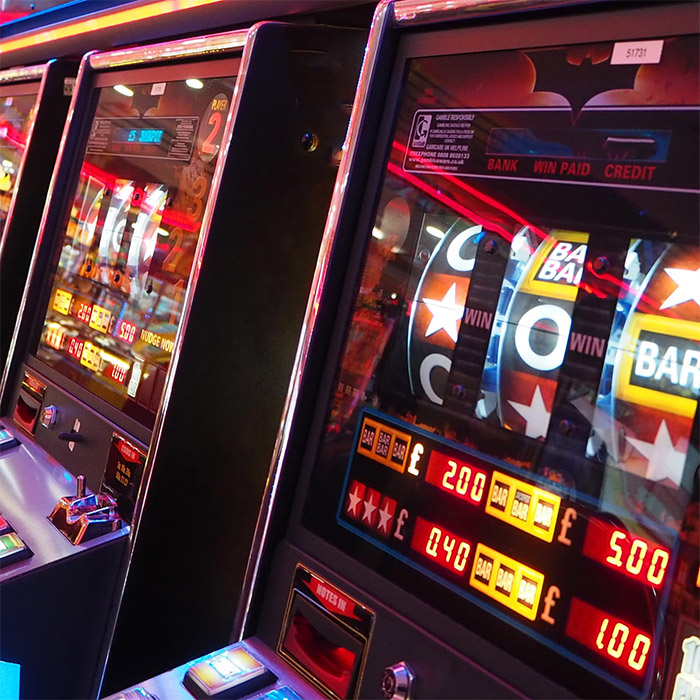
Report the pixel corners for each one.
[394,0,601,24]
[0,63,49,83]
[0,54,91,400]
[89,29,250,70]
[233,0,397,638]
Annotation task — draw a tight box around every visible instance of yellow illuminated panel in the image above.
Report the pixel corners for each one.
[80,342,101,372]
[469,543,544,621]
[0,0,224,55]
[88,304,111,333]
[356,416,412,473]
[519,230,589,301]
[616,313,700,418]
[485,471,561,542]
[52,289,72,315]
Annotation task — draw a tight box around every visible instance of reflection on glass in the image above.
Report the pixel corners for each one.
[37,77,235,427]
[0,90,38,234]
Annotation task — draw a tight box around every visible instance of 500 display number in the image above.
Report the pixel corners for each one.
[606,531,670,586]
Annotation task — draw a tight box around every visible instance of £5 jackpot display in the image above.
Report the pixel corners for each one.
[37,76,233,428]
[303,30,699,699]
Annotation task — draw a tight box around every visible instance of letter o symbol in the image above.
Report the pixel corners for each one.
[420,353,452,405]
[446,224,482,272]
[514,304,571,372]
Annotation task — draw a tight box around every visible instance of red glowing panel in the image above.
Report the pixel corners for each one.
[582,519,671,589]
[110,364,128,384]
[565,597,652,675]
[116,320,138,344]
[76,302,93,324]
[425,450,488,505]
[66,338,85,360]
[410,516,471,576]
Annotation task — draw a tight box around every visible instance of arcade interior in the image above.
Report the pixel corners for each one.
[0,1,697,699]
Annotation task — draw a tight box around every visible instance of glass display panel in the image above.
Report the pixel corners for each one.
[0,87,39,234]
[36,71,235,427]
[303,33,699,698]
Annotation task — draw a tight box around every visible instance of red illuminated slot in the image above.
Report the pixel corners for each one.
[116,320,137,344]
[66,338,85,360]
[410,516,471,576]
[565,597,652,675]
[582,519,671,589]
[424,450,488,505]
[75,302,93,324]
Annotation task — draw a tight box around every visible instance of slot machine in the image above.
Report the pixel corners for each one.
[106,0,699,699]
[0,23,364,699]
[0,60,76,368]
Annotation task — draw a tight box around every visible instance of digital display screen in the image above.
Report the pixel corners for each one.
[36,73,235,426]
[303,33,699,698]
[0,89,39,234]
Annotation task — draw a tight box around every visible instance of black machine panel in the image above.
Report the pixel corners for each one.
[296,17,699,700]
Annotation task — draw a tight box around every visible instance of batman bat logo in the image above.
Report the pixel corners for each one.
[131,87,163,117]
[525,47,639,118]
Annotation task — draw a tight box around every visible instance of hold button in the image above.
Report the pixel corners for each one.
[183,645,276,698]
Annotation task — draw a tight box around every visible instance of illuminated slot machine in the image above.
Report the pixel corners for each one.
[0,60,76,368]
[105,1,699,699]
[0,24,364,699]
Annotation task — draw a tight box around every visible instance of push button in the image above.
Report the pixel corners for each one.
[183,645,276,698]
[0,428,19,451]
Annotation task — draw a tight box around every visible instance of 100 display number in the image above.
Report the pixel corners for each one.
[596,618,651,672]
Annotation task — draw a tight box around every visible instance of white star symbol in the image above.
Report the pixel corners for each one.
[508,385,551,439]
[423,283,464,343]
[347,484,362,517]
[626,420,686,487]
[362,492,378,524]
[377,502,394,533]
[659,266,700,310]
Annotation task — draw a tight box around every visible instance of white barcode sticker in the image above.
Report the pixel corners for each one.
[611,40,663,65]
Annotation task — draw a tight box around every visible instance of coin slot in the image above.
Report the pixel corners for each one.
[280,592,363,699]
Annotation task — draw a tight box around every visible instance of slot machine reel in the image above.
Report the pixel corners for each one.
[48,474,123,544]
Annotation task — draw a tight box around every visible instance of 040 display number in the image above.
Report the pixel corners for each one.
[410,516,471,576]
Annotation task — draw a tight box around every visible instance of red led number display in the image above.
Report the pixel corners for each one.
[66,338,84,360]
[76,302,92,324]
[110,365,128,384]
[583,519,671,589]
[565,598,652,675]
[425,451,487,505]
[410,516,471,576]
[116,320,137,344]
